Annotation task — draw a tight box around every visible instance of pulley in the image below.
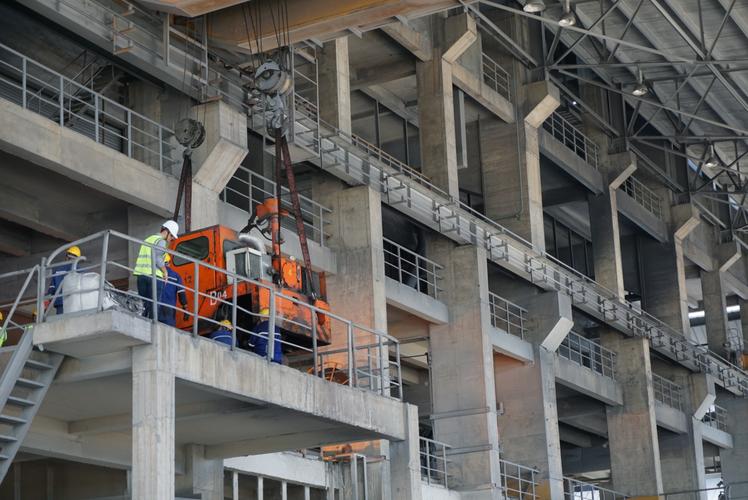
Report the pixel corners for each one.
[255,60,292,96]
[174,118,206,150]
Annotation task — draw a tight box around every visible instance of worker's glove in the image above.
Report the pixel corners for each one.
[43,300,50,310]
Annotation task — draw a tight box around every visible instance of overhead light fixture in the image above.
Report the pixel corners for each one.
[558,0,576,27]
[523,0,546,13]
[632,66,648,96]
[704,143,719,168]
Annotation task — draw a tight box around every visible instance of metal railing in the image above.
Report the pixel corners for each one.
[0,42,178,173]
[543,112,600,170]
[12,231,402,399]
[283,91,748,397]
[419,437,450,488]
[620,176,663,219]
[221,167,332,246]
[481,52,511,100]
[652,373,683,411]
[488,292,527,339]
[564,478,628,500]
[558,332,616,380]
[702,405,728,432]
[499,459,538,500]
[383,239,443,300]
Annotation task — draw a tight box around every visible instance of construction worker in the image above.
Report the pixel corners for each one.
[133,220,179,319]
[159,253,188,327]
[0,311,6,347]
[46,245,83,315]
[252,308,282,363]
[209,320,234,346]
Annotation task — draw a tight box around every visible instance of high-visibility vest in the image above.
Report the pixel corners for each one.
[134,234,165,278]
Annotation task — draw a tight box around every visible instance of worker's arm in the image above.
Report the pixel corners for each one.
[176,276,189,320]
[154,239,168,278]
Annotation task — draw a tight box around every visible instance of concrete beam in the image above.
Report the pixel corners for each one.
[382,20,432,62]
[522,291,573,352]
[442,13,477,64]
[525,80,561,129]
[351,60,416,91]
[319,37,353,134]
[0,224,30,257]
[0,184,83,242]
[191,101,248,193]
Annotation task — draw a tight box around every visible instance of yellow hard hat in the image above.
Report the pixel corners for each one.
[0,311,3,321]
[164,253,172,263]
[259,308,270,316]
[67,246,81,258]
[220,319,232,328]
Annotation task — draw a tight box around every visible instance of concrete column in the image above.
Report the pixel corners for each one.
[720,397,748,500]
[389,404,423,500]
[600,332,663,496]
[318,37,351,134]
[131,338,175,500]
[700,270,730,358]
[175,444,224,500]
[657,367,710,500]
[428,240,501,497]
[588,153,636,298]
[416,14,476,201]
[494,348,564,500]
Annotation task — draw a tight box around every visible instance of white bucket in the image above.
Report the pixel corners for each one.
[62,272,115,313]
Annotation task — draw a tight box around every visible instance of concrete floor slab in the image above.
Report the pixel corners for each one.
[385,277,449,324]
[555,357,623,406]
[655,402,688,434]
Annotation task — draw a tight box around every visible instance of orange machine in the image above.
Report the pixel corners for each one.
[170,203,331,347]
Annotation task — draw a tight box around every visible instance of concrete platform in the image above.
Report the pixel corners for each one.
[555,357,623,406]
[539,129,604,195]
[698,422,734,449]
[655,402,688,434]
[488,325,534,363]
[385,277,449,324]
[24,310,408,468]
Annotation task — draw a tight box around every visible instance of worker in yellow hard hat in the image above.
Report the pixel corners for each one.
[46,245,84,315]
[209,319,234,346]
[252,307,282,363]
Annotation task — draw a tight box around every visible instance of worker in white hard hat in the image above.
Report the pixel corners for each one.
[46,245,84,315]
[133,220,179,320]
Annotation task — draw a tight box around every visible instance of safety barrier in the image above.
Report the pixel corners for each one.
[482,52,511,100]
[419,437,450,488]
[488,292,527,338]
[383,238,443,300]
[221,167,332,246]
[0,42,178,173]
[558,332,617,380]
[620,176,663,219]
[499,459,538,500]
[652,373,683,411]
[22,231,402,399]
[564,477,628,500]
[543,112,600,170]
[702,405,728,432]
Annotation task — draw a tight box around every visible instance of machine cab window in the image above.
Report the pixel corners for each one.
[225,240,268,282]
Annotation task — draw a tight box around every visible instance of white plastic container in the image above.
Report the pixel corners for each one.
[62,272,115,313]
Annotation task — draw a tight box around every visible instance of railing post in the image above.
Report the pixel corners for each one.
[378,335,385,395]
[396,341,403,399]
[425,442,431,485]
[21,57,26,109]
[267,289,276,362]
[311,309,318,377]
[151,252,158,323]
[94,94,100,144]
[97,231,110,311]
[231,279,238,351]
[127,110,132,158]
[347,322,354,387]
[158,126,163,172]
[442,442,448,489]
[37,258,46,324]
[59,75,64,126]
[192,261,199,337]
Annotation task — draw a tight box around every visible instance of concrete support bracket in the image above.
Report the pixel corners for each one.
[524,81,560,129]
[522,291,573,352]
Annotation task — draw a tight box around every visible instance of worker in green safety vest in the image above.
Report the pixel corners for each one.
[133,220,179,319]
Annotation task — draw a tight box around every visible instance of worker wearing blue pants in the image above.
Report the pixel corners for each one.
[252,308,282,363]
[210,320,234,346]
[46,246,82,315]
[159,254,188,327]
[133,220,178,320]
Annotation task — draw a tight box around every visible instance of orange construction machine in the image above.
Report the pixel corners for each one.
[171,198,331,348]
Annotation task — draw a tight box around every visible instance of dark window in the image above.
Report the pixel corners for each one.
[173,236,210,266]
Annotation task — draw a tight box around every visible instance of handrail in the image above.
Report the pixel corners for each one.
[652,373,683,411]
[564,477,628,500]
[488,292,527,339]
[558,332,617,380]
[481,52,511,99]
[499,458,538,500]
[221,167,332,246]
[383,238,443,300]
[543,112,600,170]
[620,175,663,219]
[702,404,728,432]
[0,42,177,173]
[31,230,402,399]
[419,437,450,488]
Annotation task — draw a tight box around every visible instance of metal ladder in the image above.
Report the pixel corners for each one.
[350,453,369,500]
[0,329,63,483]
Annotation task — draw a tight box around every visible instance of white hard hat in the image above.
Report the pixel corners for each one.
[162,220,179,239]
